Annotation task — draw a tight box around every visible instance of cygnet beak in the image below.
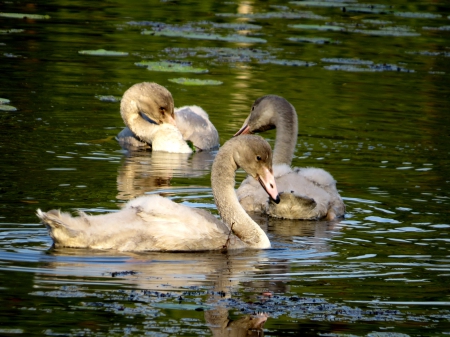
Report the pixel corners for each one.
[257,167,280,204]
[234,124,251,136]
[167,114,177,126]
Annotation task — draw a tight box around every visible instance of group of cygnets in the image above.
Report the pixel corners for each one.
[37,82,345,252]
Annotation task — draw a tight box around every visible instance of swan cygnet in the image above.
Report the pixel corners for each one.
[235,95,345,221]
[116,82,219,153]
[37,135,281,252]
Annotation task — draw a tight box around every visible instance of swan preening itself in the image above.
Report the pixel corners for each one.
[37,135,280,251]
[117,82,219,153]
[235,95,345,221]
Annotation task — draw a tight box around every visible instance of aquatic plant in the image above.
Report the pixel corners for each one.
[0,29,24,34]
[0,12,50,19]
[168,78,223,85]
[135,61,209,73]
[78,49,129,56]
[289,24,344,31]
[143,29,266,44]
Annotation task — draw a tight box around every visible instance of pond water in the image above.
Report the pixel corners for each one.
[1,0,450,335]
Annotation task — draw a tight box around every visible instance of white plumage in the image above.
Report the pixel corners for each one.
[117,82,219,152]
[37,135,280,251]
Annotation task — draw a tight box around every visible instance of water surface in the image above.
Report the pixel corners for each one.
[1,0,450,336]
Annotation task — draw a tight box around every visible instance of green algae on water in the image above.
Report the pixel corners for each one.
[78,49,129,56]
[136,61,209,73]
[168,78,223,86]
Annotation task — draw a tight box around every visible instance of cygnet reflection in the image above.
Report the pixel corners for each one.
[205,306,268,337]
[35,249,270,336]
[117,150,216,201]
[250,212,342,251]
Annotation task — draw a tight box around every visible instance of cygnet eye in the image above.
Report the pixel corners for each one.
[251,106,255,111]
[159,107,165,115]
[256,155,262,161]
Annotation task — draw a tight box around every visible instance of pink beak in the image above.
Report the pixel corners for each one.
[258,166,280,204]
[167,114,177,126]
[234,124,251,136]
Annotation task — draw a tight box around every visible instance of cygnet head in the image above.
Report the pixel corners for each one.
[121,82,177,126]
[230,135,280,203]
[235,95,289,135]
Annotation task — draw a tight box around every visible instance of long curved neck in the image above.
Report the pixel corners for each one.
[273,103,298,166]
[211,149,270,249]
[120,98,159,144]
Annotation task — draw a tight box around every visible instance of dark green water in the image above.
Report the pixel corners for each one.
[1,0,450,336]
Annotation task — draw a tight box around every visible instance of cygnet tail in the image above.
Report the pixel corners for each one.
[268,192,318,220]
[37,209,81,243]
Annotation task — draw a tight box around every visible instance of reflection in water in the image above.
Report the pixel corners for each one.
[205,307,268,337]
[33,249,274,335]
[252,212,341,251]
[116,150,216,200]
[29,216,339,336]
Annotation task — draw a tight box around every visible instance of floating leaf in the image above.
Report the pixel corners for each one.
[423,26,450,31]
[291,1,355,8]
[0,104,17,111]
[321,58,374,65]
[406,50,450,57]
[200,22,262,30]
[324,63,414,73]
[4,53,22,58]
[324,64,377,72]
[352,28,420,37]
[168,78,223,86]
[0,98,11,104]
[0,12,50,19]
[394,12,441,19]
[342,6,392,14]
[362,19,392,25]
[95,95,120,103]
[259,59,315,67]
[152,303,210,311]
[0,29,24,34]
[287,36,336,44]
[136,61,208,73]
[289,24,344,31]
[217,11,328,20]
[143,29,266,44]
[78,49,128,56]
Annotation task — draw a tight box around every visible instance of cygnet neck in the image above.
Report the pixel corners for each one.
[272,101,298,166]
[211,139,271,249]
